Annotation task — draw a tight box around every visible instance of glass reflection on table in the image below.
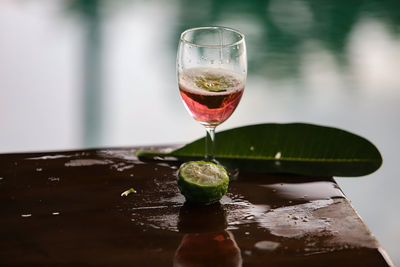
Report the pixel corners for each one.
[174,202,242,267]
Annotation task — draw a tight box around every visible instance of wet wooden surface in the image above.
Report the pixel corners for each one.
[0,147,392,266]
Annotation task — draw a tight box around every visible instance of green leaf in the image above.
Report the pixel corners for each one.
[137,123,382,177]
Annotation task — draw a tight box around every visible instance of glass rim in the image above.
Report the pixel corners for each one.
[180,26,245,48]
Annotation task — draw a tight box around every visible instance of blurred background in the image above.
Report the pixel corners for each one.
[0,0,399,264]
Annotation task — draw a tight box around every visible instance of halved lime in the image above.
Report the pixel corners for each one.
[178,161,229,205]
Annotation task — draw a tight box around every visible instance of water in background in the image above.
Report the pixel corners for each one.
[0,0,399,264]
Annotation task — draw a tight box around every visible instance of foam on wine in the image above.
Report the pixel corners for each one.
[179,68,245,95]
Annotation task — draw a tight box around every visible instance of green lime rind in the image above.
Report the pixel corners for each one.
[178,161,229,205]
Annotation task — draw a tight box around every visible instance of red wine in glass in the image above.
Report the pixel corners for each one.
[177,26,247,162]
[179,68,245,126]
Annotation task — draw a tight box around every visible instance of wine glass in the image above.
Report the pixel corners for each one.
[177,26,247,163]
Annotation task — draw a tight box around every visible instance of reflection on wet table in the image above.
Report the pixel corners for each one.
[0,148,392,266]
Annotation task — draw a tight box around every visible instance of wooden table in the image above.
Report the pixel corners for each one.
[0,147,393,266]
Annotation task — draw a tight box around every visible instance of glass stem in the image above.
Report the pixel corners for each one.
[205,126,216,162]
